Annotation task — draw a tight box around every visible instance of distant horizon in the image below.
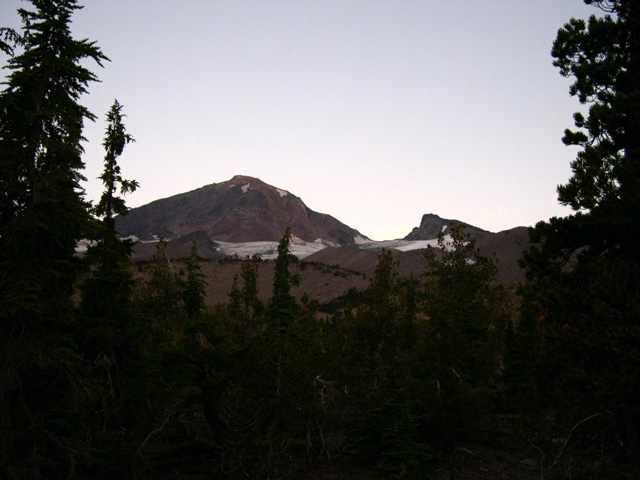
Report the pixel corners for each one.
[122,173,529,241]
[0,1,598,241]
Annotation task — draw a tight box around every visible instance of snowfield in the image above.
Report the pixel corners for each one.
[214,234,452,259]
[215,238,328,260]
[78,234,451,258]
[355,234,453,252]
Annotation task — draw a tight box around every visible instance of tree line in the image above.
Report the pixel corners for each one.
[1,1,638,479]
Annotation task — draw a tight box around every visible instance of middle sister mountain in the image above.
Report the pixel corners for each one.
[114,174,530,290]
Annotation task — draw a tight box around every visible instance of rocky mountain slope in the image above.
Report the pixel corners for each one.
[152,227,529,309]
[404,213,491,240]
[115,175,532,315]
[115,175,369,246]
[116,175,530,290]
[306,226,529,287]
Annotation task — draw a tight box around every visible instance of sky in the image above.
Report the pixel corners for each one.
[1,1,600,241]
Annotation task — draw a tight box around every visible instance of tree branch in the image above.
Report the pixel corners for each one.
[541,413,600,480]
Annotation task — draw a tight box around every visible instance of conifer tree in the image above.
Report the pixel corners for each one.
[240,254,261,319]
[0,0,107,324]
[520,2,640,475]
[423,225,504,384]
[362,248,399,354]
[0,27,23,56]
[227,273,243,319]
[421,225,507,445]
[76,101,139,458]
[266,227,299,329]
[228,255,263,335]
[183,239,207,319]
[135,238,185,328]
[397,274,419,351]
[348,249,400,393]
[341,250,401,468]
[218,229,317,476]
[0,1,107,477]
[93,100,138,228]
[80,100,137,355]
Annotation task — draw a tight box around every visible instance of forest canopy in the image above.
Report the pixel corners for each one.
[1,1,638,479]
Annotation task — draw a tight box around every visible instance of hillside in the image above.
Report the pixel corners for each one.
[118,175,531,302]
[116,175,369,246]
[404,213,491,241]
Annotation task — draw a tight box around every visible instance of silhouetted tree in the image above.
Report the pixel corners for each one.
[183,240,208,320]
[135,238,185,328]
[0,1,107,477]
[0,27,23,56]
[228,255,263,336]
[520,1,640,476]
[266,227,299,330]
[421,224,507,445]
[80,100,137,355]
[75,101,142,472]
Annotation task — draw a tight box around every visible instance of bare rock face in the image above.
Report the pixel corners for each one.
[404,213,491,241]
[115,175,368,245]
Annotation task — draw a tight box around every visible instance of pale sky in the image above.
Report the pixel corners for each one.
[1,1,598,240]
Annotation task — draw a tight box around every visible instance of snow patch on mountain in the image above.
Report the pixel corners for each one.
[315,238,339,247]
[213,235,449,259]
[241,183,250,193]
[215,237,330,260]
[353,235,370,245]
[357,235,453,252]
[276,188,288,197]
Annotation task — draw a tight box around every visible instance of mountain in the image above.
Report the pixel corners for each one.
[306,226,529,286]
[404,213,491,241]
[115,175,369,246]
[114,175,530,288]
[476,226,529,286]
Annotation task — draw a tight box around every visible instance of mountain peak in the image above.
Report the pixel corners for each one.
[226,175,290,198]
[115,175,367,245]
[404,213,491,241]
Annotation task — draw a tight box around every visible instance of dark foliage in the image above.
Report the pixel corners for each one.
[2,1,636,479]
[0,1,107,477]
[518,1,640,478]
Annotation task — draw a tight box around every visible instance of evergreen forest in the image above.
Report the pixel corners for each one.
[1,1,638,479]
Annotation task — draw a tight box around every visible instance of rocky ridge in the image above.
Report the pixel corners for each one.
[115,175,530,289]
[405,213,491,241]
[115,175,369,246]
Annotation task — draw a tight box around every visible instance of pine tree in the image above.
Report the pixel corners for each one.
[228,255,263,336]
[349,249,400,389]
[0,27,23,56]
[421,224,507,445]
[240,255,261,320]
[80,100,137,354]
[520,2,640,476]
[363,248,399,352]
[183,239,207,320]
[265,227,299,329]
[135,238,185,328]
[216,229,323,476]
[0,1,107,477]
[75,101,140,462]
[423,225,505,383]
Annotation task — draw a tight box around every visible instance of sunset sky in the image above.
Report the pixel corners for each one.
[0,1,599,240]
